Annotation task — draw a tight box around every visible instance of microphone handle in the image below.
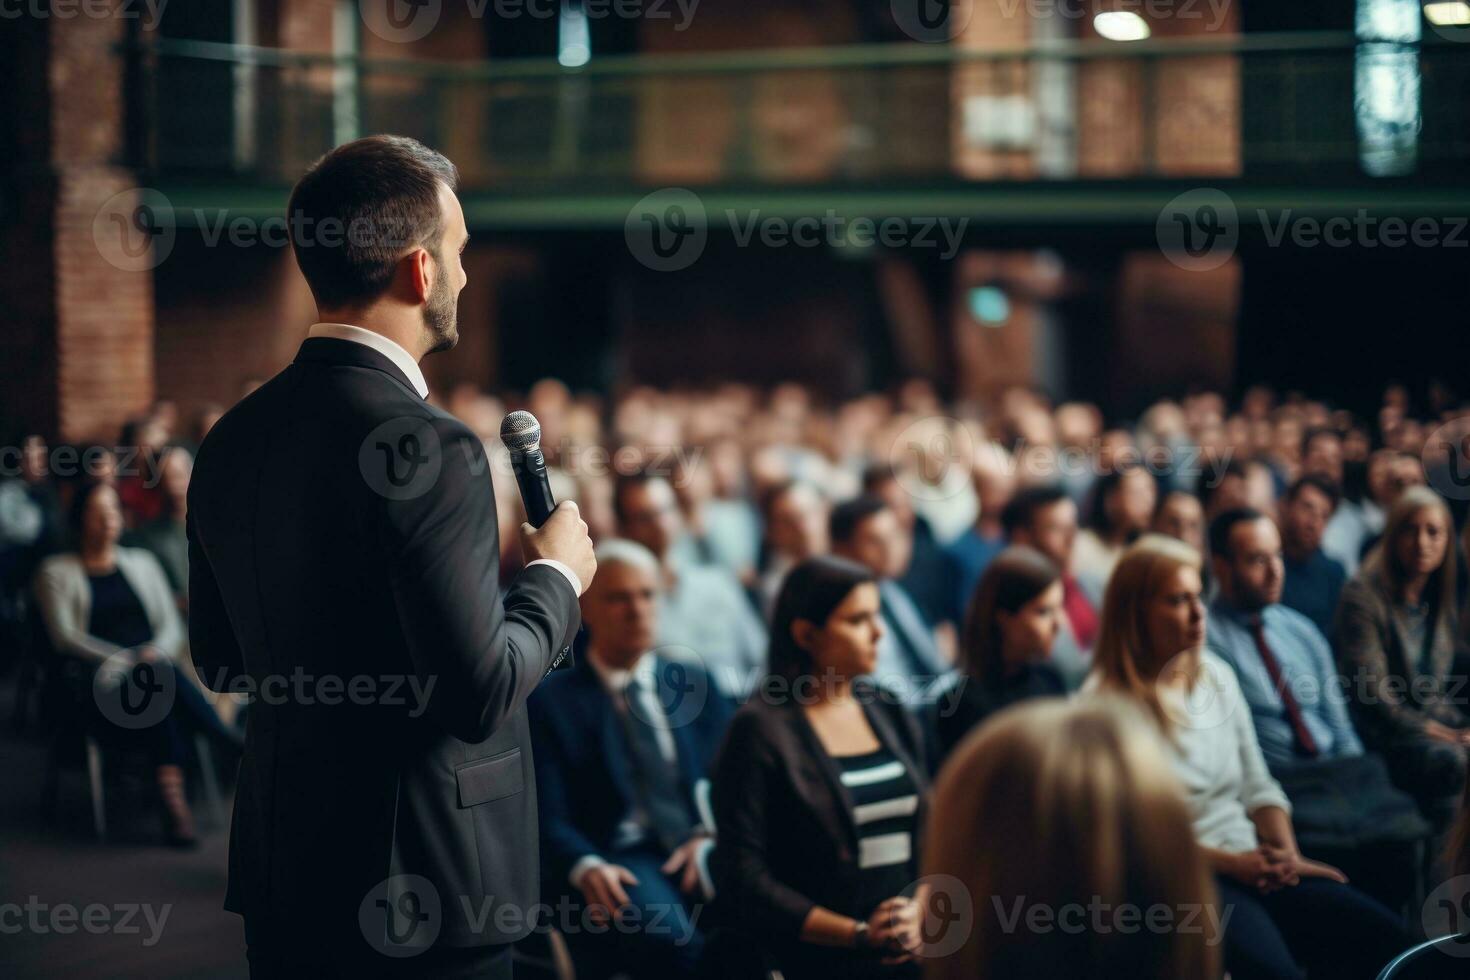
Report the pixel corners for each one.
[508,446,575,676]
[510,448,557,527]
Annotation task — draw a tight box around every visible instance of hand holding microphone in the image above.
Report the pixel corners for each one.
[502,410,596,595]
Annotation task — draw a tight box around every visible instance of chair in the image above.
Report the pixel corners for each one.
[1376,934,1470,980]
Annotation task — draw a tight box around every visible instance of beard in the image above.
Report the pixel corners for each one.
[423,255,459,355]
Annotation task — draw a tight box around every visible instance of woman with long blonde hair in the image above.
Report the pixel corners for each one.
[1335,485,1468,828]
[923,697,1218,979]
[1087,535,1407,980]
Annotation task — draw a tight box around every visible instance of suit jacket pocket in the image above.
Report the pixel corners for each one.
[456,748,524,807]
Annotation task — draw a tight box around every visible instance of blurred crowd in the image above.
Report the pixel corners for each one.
[4,375,1470,979]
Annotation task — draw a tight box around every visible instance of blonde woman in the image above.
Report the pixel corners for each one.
[1335,485,1469,827]
[924,697,1218,980]
[1087,535,1407,980]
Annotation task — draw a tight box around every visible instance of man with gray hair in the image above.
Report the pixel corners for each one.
[528,539,734,979]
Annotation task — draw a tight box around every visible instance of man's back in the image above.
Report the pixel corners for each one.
[188,338,579,958]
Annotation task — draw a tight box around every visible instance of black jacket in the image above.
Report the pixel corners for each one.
[187,337,580,957]
[708,686,929,972]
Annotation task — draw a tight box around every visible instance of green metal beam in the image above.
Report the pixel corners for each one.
[153,182,1470,231]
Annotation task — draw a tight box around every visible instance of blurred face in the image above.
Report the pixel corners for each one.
[1016,498,1078,573]
[1218,518,1284,611]
[768,485,828,562]
[424,181,468,355]
[581,560,659,668]
[618,478,683,559]
[796,582,884,680]
[837,508,908,579]
[82,485,124,549]
[1394,505,1450,581]
[21,435,48,483]
[871,476,915,531]
[1302,433,1344,483]
[1367,452,1398,506]
[1144,565,1207,669]
[1108,469,1157,536]
[1152,493,1204,553]
[1281,484,1334,555]
[998,580,1065,666]
[159,448,192,502]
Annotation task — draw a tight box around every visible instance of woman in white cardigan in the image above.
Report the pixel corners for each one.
[33,481,229,845]
[1085,535,1407,980]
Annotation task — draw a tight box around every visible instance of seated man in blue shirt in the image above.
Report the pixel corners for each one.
[1206,508,1429,911]
[1278,475,1348,638]
[1206,507,1362,768]
[529,539,734,980]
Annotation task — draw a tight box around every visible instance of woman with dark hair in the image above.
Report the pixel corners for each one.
[933,546,1066,761]
[32,481,238,846]
[710,556,929,979]
[1335,486,1469,828]
[1074,464,1157,605]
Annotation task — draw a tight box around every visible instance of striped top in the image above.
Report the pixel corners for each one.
[835,745,920,911]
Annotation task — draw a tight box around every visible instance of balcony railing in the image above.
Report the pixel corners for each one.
[129,32,1470,192]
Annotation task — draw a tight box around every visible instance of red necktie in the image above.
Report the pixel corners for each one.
[1247,615,1319,758]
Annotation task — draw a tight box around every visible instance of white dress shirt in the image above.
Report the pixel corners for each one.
[309,322,582,596]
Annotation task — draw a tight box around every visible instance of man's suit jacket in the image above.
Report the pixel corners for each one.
[527,654,732,893]
[187,337,581,955]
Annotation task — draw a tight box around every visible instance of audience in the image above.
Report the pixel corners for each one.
[711,556,928,979]
[1206,508,1364,769]
[862,464,961,630]
[31,481,239,847]
[1277,475,1348,636]
[123,447,192,610]
[1074,463,1157,606]
[613,472,766,699]
[1335,486,1470,829]
[1086,535,1408,980]
[528,540,731,979]
[933,546,1066,761]
[756,480,828,618]
[945,445,1016,617]
[925,698,1220,980]
[829,496,952,698]
[1000,485,1097,688]
[11,375,1470,976]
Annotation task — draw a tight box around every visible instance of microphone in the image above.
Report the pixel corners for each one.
[500,410,557,528]
[501,410,575,675]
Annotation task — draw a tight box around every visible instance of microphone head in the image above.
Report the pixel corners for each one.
[500,410,542,453]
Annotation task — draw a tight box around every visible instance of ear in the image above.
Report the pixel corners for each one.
[790,618,818,653]
[407,247,434,305]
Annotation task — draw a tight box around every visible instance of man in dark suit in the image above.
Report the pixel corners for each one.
[187,135,596,979]
[529,539,732,979]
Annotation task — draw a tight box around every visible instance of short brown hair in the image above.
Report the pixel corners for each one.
[287,135,458,309]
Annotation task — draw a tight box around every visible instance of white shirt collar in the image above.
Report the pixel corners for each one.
[308,323,429,399]
[588,650,656,694]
